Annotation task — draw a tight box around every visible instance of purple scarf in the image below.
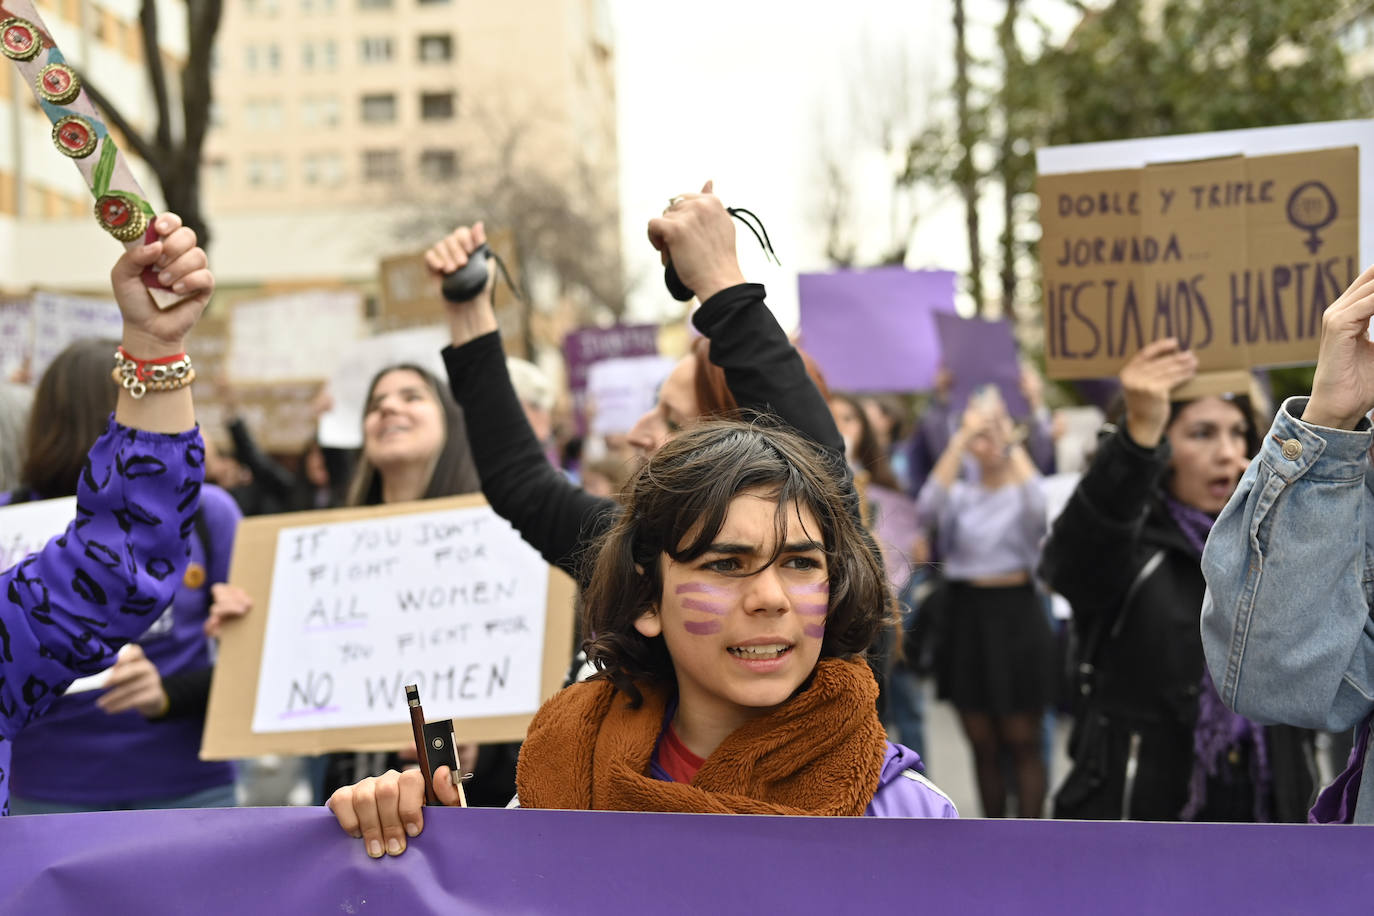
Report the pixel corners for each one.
[1164,495,1273,821]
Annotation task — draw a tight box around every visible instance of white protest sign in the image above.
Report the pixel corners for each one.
[0,496,76,574]
[1042,472,1082,622]
[228,289,365,383]
[587,355,677,436]
[0,298,33,382]
[316,325,449,449]
[29,292,124,380]
[249,502,551,734]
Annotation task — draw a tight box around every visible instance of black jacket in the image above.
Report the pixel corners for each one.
[442,283,850,586]
[1039,426,1315,822]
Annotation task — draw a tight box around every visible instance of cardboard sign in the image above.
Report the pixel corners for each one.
[227,289,365,383]
[0,496,76,574]
[202,495,577,758]
[378,228,520,327]
[1039,146,1359,379]
[797,268,957,392]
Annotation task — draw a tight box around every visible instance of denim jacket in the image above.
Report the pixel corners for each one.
[1200,396,1374,822]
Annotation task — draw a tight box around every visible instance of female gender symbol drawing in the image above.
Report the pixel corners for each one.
[1287,181,1338,255]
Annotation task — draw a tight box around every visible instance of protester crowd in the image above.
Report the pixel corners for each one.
[6,183,1374,858]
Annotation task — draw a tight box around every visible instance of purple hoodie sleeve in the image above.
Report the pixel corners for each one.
[0,419,205,813]
[865,741,959,818]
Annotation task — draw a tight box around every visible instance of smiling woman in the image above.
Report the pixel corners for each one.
[346,364,480,507]
[316,363,512,803]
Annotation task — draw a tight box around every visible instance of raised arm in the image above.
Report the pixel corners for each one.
[647,186,845,461]
[1039,340,1195,628]
[1202,266,1374,731]
[0,215,212,810]
[430,224,616,581]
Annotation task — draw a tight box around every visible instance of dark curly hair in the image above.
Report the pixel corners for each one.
[580,418,893,707]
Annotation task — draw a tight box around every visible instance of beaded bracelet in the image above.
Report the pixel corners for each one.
[112,346,195,399]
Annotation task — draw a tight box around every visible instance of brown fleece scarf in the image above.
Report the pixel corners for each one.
[516,657,887,816]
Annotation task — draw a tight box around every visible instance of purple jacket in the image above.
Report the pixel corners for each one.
[7,483,239,804]
[0,420,206,815]
[865,741,958,818]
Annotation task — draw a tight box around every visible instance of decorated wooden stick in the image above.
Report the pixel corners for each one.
[2,0,187,309]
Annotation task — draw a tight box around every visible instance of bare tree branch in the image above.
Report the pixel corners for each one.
[138,0,173,157]
[181,0,222,157]
[76,75,161,170]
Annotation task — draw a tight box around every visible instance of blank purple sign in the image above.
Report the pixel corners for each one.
[2,806,1372,913]
[933,312,1032,419]
[797,268,956,392]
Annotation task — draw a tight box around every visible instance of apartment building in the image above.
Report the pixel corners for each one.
[203,0,619,228]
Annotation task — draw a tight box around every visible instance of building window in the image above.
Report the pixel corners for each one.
[265,44,281,71]
[359,0,391,8]
[420,150,457,182]
[301,96,341,127]
[303,40,338,70]
[360,36,394,63]
[418,34,453,62]
[420,91,454,120]
[244,99,284,130]
[417,0,450,5]
[205,157,230,190]
[244,45,258,71]
[304,152,345,186]
[247,155,286,188]
[360,93,397,123]
[363,150,401,182]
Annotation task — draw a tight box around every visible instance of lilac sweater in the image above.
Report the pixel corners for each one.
[0,420,206,815]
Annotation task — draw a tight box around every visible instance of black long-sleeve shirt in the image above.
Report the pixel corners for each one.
[442,283,851,586]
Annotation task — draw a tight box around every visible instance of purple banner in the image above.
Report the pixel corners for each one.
[934,312,1032,419]
[562,324,660,434]
[2,806,1371,913]
[797,268,956,392]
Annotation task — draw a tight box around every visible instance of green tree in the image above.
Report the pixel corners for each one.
[1032,0,1367,146]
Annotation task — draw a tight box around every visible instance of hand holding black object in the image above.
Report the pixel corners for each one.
[648,181,750,305]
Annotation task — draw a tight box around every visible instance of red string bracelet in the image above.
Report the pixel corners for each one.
[116,345,190,382]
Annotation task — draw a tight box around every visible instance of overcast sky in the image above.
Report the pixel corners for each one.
[609,0,1078,330]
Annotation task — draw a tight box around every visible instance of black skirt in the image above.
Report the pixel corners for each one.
[937,581,1055,715]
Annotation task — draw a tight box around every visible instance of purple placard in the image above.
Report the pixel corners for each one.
[562,324,660,433]
[2,806,1372,913]
[933,312,1032,419]
[797,268,956,392]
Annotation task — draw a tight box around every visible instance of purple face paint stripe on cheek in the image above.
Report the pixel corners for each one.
[683,620,723,635]
[789,582,829,594]
[680,598,729,615]
[795,603,827,617]
[675,583,735,595]
[803,623,825,638]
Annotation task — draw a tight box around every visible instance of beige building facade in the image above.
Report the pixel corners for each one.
[203,0,621,281]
